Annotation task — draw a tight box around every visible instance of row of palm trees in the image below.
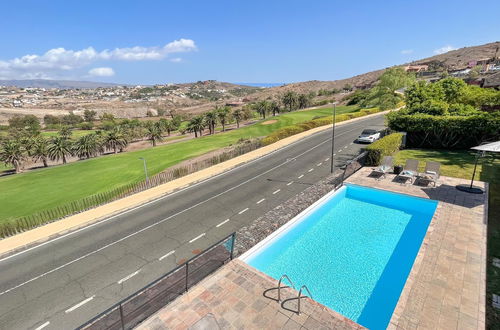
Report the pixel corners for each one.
[0,127,129,173]
[186,106,250,138]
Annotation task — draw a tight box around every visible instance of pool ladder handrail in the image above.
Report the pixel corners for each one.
[277,274,295,302]
[296,285,313,314]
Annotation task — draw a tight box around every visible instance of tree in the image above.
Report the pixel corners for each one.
[145,122,163,146]
[100,112,115,121]
[8,115,40,132]
[104,127,128,153]
[217,106,231,132]
[48,136,72,164]
[281,91,299,112]
[297,94,312,109]
[204,110,218,134]
[268,101,280,116]
[0,139,26,173]
[368,67,416,109]
[437,77,467,103]
[30,137,50,167]
[468,65,482,79]
[58,126,73,139]
[83,110,97,122]
[187,116,205,138]
[232,109,243,128]
[44,114,61,126]
[254,100,269,119]
[405,81,445,110]
[61,112,83,126]
[73,134,104,159]
[158,118,175,136]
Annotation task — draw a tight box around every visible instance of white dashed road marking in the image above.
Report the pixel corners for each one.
[159,250,175,261]
[118,270,140,285]
[189,233,206,243]
[256,198,265,204]
[287,181,293,186]
[338,149,342,153]
[317,162,322,166]
[34,321,50,330]
[325,157,329,161]
[308,168,314,172]
[65,296,95,313]
[216,219,230,228]
[298,174,304,179]
[238,208,249,215]
[273,189,281,194]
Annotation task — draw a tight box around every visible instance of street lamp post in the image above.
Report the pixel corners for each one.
[139,157,149,185]
[330,102,337,173]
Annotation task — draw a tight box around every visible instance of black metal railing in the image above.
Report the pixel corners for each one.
[340,151,368,185]
[77,233,236,330]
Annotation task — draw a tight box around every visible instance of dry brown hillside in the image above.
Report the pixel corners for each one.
[246,41,500,102]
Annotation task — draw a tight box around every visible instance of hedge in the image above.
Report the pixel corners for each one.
[262,107,381,145]
[387,112,500,149]
[365,133,404,165]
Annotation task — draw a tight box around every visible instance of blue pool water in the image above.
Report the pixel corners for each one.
[244,184,437,329]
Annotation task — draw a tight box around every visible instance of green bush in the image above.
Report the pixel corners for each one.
[365,133,404,165]
[387,112,500,149]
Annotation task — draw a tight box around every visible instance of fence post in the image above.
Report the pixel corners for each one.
[185,263,189,292]
[119,304,125,330]
[230,233,236,260]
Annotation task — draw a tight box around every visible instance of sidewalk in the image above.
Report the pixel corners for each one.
[0,110,391,258]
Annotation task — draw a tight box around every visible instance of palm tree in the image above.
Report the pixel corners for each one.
[73,134,104,159]
[233,109,243,128]
[31,137,50,167]
[58,126,73,139]
[298,94,312,109]
[282,91,299,112]
[254,100,269,119]
[145,122,163,147]
[48,136,72,164]
[0,139,26,173]
[187,116,205,138]
[217,106,231,132]
[268,101,280,116]
[204,110,218,134]
[104,127,128,153]
[158,118,175,136]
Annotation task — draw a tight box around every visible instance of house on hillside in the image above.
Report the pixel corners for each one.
[482,71,500,89]
[404,65,429,73]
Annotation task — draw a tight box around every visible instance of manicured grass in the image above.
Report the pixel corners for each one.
[0,105,360,221]
[41,129,96,138]
[396,149,500,328]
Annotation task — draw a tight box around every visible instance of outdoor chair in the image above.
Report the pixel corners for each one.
[371,156,393,179]
[396,159,419,184]
[418,161,441,187]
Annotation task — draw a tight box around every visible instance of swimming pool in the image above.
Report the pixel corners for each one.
[241,184,437,329]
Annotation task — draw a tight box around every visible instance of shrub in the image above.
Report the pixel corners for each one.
[387,112,500,149]
[365,133,404,165]
[408,99,449,116]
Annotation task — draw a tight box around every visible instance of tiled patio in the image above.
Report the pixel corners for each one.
[137,259,363,329]
[137,167,487,330]
[346,167,487,330]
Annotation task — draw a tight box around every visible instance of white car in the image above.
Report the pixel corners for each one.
[357,129,381,143]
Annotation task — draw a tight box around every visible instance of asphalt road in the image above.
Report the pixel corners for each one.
[0,114,385,330]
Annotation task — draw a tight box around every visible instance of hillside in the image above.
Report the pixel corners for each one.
[247,41,500,101]
[0,79,126,89]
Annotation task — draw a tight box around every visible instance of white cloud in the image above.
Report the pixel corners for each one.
[0,38,197,79]
[169,57,183,63]
[434,45,457,55]
[401,49,413,54]
[88,67,115,77]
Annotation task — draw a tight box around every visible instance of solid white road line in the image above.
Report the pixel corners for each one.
[0,123,370,296]
[216,219,230,228]
[317,162,322,166]
[189,233,206,243]
[256,198,265,204]
[65,296,95,313]
[158,250,175,261]
[34,321,50,330]
[238,208,249,215]
[298,174,304,179]
[308,168,314,172]
[286,181,293,186]
[273,189,281,194]
[117,270,140,285]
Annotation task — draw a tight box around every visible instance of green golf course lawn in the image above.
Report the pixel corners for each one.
[0,105,361,221]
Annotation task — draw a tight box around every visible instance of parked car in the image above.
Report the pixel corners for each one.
[357,128,381,143]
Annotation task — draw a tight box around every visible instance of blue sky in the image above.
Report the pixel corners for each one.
[1,0,499,84]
